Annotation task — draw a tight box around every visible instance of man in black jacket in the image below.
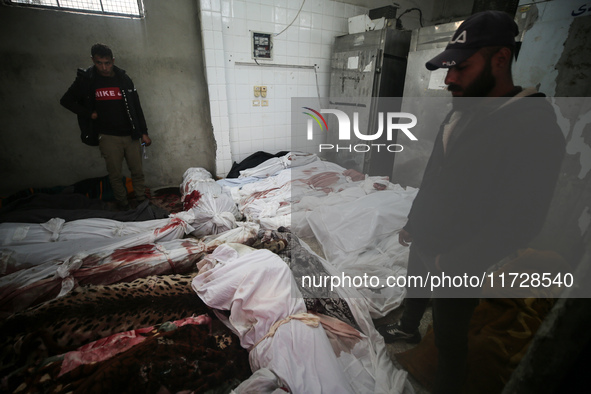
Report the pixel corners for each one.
[61,43,151,210]
[378,11,565,393]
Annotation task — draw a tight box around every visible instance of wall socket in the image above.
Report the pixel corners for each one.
[253,85,267,98]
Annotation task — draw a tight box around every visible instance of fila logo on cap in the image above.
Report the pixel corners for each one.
[450,30,467,44]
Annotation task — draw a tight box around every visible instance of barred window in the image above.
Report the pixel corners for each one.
[4,0,144,18]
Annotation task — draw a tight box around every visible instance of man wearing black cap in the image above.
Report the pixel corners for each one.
[378,10,565,393]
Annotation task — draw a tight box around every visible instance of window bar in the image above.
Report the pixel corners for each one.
[7,0,143,18]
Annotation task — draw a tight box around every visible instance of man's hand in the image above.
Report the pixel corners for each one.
[141,134,152,147]
[398,229,413,247]
[91,111,98,120]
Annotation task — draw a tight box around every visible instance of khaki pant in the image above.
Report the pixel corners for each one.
[98,134,145,206]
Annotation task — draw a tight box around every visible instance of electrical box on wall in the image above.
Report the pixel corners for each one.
[252,31,273,60]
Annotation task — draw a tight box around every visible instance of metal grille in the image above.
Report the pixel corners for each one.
[5,0,143,18]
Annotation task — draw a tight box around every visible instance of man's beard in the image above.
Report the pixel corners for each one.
[450,61,495,110]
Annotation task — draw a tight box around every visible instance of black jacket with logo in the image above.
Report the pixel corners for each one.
[60,65,148,145]
[404,93,566,275]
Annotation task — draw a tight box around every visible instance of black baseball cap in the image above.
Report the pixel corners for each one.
[426,10,519,71]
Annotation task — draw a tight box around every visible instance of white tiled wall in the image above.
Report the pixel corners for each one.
[199,0,368,177]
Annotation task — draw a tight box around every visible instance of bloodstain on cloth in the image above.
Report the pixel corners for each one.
[183,190,202,210]
[108,243,161,264]
[305,172,341,193]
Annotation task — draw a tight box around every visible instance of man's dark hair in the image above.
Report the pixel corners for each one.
[91,43,113,59]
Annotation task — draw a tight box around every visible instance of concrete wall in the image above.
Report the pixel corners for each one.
[0,0,215,197]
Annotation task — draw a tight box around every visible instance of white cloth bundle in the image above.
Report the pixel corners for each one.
[238,152,319,178]
[179,167,241,237]
[0,238,206,317]
[0,217,194,275]
[192,244,414,394]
